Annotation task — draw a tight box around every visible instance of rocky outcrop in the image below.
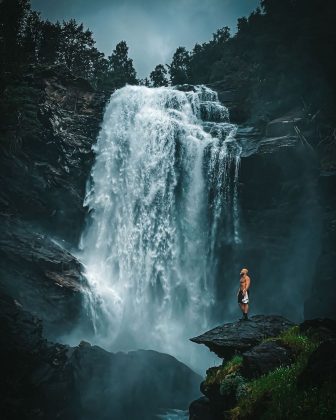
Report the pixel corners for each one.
[240,340,293,379]
[189,317,335,420]
[0,214,92,338]
[299,318,336,341]
[189,315,296,419]
[0,64,108,244]
[304,172,336,320]
[0,64,108,338]
[209,80,331,322]
[0,292,201,420]
[237,128,321,318]
[298,339,336,388]
[190,315,294,359]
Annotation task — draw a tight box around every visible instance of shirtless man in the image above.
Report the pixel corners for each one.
[237,268,251,321]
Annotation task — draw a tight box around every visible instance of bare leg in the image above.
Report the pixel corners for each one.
[244,304,249,314]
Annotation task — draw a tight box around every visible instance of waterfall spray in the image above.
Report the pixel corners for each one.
[79,85,241,366]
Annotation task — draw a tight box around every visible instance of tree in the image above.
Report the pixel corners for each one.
[139,78,150,86]
[150,64,168,87]
[106,40,138,88]
[21,11,43,63]
[38,20,62,65]
[212,26,230,44]
[0,0,30,82]
[169,47,190,85]
[57,19,97,79]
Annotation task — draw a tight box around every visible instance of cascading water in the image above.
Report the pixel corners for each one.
[79,84,241,369]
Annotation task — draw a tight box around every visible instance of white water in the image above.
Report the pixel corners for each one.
[79,85,241,370]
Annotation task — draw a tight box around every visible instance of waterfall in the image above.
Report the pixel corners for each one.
[79,85,241,366]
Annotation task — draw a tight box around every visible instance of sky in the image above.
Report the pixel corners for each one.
[31,0,260,78]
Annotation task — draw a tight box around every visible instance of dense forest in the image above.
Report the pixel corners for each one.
[2,0,336,114]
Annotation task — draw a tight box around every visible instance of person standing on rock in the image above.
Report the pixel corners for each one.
[237,268,250,321]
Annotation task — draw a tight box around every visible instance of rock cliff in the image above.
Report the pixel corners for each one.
[0,292,201,420]
[189,316,336,420]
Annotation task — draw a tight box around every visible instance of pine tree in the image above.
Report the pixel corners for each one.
[149,64,168,87]
[106,41,138,88]
[57,19,96,79]
[168,47,190,85]
[38,20,62,65]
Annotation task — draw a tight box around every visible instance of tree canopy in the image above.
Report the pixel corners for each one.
[150,64,168,87]
[0,0,138,91]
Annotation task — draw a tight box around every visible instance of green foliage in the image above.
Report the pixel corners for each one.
[168,47,190,85]
[103,41,138,89]
[0,0,138,91]
[278,326,315,354]
[205,355,243,386]
[167,0,336,119]
[220,373,247,399]
[229,327,328,420]
[150,64,168,87]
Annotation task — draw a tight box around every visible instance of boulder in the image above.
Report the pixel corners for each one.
[241,340,293,379]
[0,215,92,338]
[190,315,294,359]
[189,397,214,420]
[298,339,336,389]
[299,318,336,341]
[0,292,201,420]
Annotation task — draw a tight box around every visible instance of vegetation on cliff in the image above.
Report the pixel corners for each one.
[167,0,336,122]
[0,0,138,91]
[201,325,336,419]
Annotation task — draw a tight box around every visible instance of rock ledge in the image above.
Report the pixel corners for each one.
[190,315,295,358]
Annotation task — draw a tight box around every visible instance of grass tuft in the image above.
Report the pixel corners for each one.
[205,355,243,386]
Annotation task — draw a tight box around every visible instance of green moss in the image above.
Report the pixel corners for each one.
[205,355,243,386]
[228,326,333,419]
[220,373,247,399]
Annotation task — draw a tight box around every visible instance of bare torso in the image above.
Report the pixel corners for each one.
[240,275,250,292]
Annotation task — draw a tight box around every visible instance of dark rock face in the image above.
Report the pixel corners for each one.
[189,397,214,420]
[0,215,92,338]
[206,79,250,124]
[299,318,336,341]
[208,103,323,323]
[209,83,328,322]
[0,293,201,420]
[219,132,321,322]
[298,339,336,389]
[0,65,108,338]
[241,340,293,379]
[190,315,294,359]
[0,64,108,245]
[305,173,336,320]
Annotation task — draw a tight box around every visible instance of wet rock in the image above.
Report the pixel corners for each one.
[0,64,108,245]
[265,110,304,138]
[207,79,250,123]
[0,215,91,338]
[189,397,214,420]
[233,131,321,321]
[241,340,294,379]
[190,315,294,359]
[298,339,336,388]
[299,318,336,341]
[304,173,336,320]
[0,292,201,420]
